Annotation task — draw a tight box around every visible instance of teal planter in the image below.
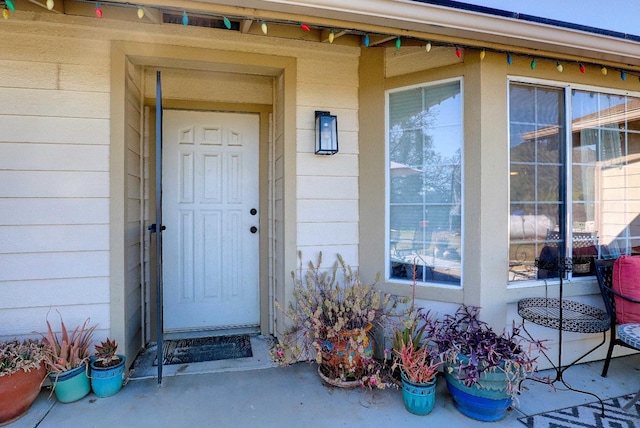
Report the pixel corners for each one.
[444,361,516,422]
[401,372,437,416]
[90,355,125,398]
[48,363,91,403]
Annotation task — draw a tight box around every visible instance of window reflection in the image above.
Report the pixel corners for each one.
[509,84,640,282]
[388,80,463,286]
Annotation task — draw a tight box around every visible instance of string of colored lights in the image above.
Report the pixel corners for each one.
[2,0,640,82]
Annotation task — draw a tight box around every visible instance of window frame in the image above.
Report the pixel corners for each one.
[507,76,640,286]
[384,77,465,288]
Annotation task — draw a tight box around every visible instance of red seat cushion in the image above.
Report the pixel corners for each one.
[613,255,640,324]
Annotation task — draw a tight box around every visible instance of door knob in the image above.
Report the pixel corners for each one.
[250,226,258,233]
[250,208,257,215]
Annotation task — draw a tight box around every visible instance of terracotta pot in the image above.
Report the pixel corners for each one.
[0,363,46,425]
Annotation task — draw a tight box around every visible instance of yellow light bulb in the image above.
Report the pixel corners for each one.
[328,30,334,44]
[479,49,486,60]
[425,41,432,52]
[601,66,608,76]
[46,0,54,10]
[261,21,267,35]
[3,9,9,19]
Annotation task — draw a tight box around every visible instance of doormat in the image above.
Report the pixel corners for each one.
[518,393,640,427]
[153,335,252,366]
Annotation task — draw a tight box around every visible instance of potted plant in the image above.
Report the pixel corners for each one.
[0,338,47,424]
[272,252,404,388]
[89,338,126,397]
[42,314,96,403]
[425,305,546,421]
[391,310,442,415]
[572,255,592,274]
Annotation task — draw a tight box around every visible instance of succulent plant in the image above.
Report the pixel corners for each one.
[93,338,121,368]
[0,339,47,377]
[42,313,96,374]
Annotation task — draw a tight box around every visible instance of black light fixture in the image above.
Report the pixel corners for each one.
[315,111,338,155]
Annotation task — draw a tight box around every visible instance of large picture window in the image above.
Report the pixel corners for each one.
[387,80,463,286]
[509,81,640,281]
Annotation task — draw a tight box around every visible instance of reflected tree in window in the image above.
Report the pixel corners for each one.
[388,80,462,286]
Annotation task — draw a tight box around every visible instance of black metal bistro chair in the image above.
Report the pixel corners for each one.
[595,258,640,410]
[594,259,640,376]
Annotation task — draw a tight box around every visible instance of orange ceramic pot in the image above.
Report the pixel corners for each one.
[0,363,46,425]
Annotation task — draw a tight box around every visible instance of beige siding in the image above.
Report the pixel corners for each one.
[0,28,111,340]
[123,59,144,358]
[295,52,360,266]
[597,154,640,247]
[0,11,361,346]
[144,68,273,105]
[273,73,287,336]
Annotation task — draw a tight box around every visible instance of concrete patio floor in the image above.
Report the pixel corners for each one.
[6,336,640,428]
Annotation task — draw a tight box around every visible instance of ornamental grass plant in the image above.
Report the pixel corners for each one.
[272,252,406,388]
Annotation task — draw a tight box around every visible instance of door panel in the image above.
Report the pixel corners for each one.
[162,110,260,331]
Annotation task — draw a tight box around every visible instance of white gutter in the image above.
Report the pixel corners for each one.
[184,0,640,65]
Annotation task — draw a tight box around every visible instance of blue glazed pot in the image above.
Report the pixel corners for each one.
[89,355,126,398]
[48,363,91,403]
[400,372,437,416]
[443,363,514,422]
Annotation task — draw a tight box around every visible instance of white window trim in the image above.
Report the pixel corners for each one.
[384,77,465,289]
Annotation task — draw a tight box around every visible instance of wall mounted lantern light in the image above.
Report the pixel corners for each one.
[315,110,338,155]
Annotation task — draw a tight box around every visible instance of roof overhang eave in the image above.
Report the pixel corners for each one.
[126,0,640,66]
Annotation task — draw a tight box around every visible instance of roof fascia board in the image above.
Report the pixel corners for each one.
[184,0,640,64]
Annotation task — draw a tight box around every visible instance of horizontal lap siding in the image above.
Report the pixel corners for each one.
[296,52,360,266]
[598,156,640,242]
[144,68,273,105]
[0,14,362,342]
[125,60,143,355]
[0,30,110,340]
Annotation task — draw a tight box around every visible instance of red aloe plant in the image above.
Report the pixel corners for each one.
[43,312,96,374]
[392,339,442,384]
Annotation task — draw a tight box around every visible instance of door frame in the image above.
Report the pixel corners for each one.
[110,41,298,361]
[150,100,273,337]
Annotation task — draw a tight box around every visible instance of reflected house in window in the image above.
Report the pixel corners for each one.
[509,87,640,281]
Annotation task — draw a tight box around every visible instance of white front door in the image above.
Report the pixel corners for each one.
[162,110,260,331]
